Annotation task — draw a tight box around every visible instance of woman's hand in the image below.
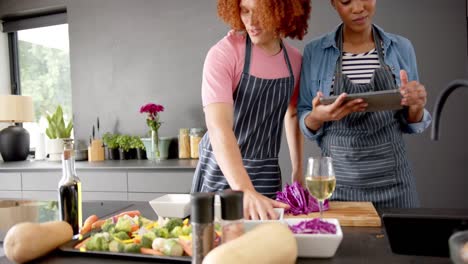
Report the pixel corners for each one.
[305,91,368,131]
[243,189,289,220]
[399,70,427,123]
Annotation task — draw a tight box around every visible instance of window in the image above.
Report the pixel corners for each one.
[18,25,72,148]
[3,11,72,149]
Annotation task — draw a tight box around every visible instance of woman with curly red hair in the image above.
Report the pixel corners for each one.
[191,0,311,220]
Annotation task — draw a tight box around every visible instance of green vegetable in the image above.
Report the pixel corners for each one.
[164,218,183,232]
[115,217,132,233]
[170,226,183,238]
[123,243,141,253]
[182,225,192,236]
[86,233,111,251]
[162,239,183,257]
[141,232,156,248]
[153,227,169,238]
[108,240,124,253]
[113,231,130,241]
[102,219,115,233]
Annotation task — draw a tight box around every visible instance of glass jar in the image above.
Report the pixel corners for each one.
[178,128,190,159]
[190,128,204,159]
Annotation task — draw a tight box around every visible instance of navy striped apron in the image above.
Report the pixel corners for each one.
[191,36,295,198]
[320,26,419,208]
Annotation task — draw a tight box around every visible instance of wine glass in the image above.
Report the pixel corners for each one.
[305,157,336,219]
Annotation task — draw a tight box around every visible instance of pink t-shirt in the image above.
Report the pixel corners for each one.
[202,30,302,107]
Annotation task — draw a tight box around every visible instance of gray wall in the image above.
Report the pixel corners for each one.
[1,0,467,209]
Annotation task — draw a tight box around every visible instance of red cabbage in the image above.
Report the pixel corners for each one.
[289,218,337,235]
[276,181,329,215]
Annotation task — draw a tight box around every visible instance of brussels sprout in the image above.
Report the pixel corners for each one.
[162,239,183,257]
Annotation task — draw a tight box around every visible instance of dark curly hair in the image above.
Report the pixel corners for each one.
[217,0,311,40]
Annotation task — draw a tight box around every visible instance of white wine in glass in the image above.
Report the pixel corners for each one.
[305,157,336,218]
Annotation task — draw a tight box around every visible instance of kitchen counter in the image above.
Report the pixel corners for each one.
[0,159,199,171]
[0,201,450,264]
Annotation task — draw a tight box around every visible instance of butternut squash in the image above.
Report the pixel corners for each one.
[4,221,73,263]
[202,222,297,264]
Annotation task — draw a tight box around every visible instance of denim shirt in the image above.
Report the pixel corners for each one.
[298,24,432,141]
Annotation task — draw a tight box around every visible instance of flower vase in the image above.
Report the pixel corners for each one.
[151,130,160,161]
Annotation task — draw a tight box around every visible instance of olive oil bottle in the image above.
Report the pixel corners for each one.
[58,139,82,236]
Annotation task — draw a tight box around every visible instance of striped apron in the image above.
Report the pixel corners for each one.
[320,26,419,208]
[191,36,295,198]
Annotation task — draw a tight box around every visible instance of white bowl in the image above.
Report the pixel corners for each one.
[284,218,343,258]
[149,194,190,218]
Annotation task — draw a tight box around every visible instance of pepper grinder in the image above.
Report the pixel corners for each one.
[191,192,215,264]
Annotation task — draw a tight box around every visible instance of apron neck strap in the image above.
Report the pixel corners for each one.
[336,24,386,73]
[243,35,295,79]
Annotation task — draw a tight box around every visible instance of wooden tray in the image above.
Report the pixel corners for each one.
[284,201,381,227]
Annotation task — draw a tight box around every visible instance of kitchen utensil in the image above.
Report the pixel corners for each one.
[284,201,381,227]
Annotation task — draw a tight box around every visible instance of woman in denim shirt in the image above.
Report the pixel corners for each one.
[297,0,432,208]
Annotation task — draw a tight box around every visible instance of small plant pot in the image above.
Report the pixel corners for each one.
[136,148,147,160]
[119,148,136,160]
[107,148,120,160]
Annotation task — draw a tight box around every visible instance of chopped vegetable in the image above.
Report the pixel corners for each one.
[113,231,130,241]
[140,247,163,256]
[141,232,156,248]
[162,239,184,257]
[123,243,141,253]
[276,181,330,215]
[115,217,133,233]
[108,240,124,253]
[288,218,337,234]
[164,218,184,232]
[80,215,99,234]
[86,232,112,251]
[153,227,169,238]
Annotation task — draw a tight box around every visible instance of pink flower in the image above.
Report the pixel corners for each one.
[140,103,164,132]
[140,103,164,114]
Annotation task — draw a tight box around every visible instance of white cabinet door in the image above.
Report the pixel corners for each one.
[0,172,21,190]
[22,172,61,191]
[0,191,22,199]
[128,171,193,193]
[82,191,128,201]
[128,192,164,201]
[22,191,58,201]
[80,171,127,192]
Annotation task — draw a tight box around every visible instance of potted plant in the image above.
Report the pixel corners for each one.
[116,134,136,160]
[102,133,119,160]
[131,136,146,160]
[45,105,73,161]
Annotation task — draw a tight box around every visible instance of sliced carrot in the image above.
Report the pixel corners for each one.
[140,247,164,256]
[131,224,140,232]
[80,215,99,234]
[74,237,91,249]
[178,238,192,257]
[91,219,106,230]
[114,210,141,219]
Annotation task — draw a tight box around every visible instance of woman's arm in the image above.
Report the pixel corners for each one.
[284,102,304,185]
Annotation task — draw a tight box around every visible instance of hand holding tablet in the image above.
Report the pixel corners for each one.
[319,89,403,112]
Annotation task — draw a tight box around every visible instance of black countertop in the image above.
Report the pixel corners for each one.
[0,159,199,171]
[0,201,450,264]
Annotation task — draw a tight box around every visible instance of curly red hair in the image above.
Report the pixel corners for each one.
[217,0,311,40]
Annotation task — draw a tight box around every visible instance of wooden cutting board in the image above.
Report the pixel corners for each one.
[284,201,381,227]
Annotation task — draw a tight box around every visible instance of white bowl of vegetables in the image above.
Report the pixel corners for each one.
[284,218,343,258]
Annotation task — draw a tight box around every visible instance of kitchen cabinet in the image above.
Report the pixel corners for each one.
[0,172,21,191]
[0,160,197,201]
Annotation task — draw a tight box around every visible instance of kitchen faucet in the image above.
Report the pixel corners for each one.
[431,79,468,140]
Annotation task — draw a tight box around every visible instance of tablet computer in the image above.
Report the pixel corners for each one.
[319,89,403,112]
[382,208,468,257]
